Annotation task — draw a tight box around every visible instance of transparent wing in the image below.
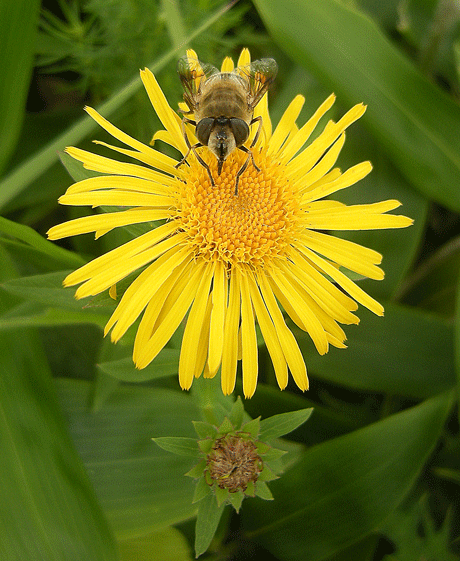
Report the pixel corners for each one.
[236,58,278,108]
[177,55,219,111]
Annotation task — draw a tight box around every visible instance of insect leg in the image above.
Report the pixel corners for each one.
[249,115,263,148]
[191,145,215,186]
[235,146,260,196]
[175,117,197,169]
[175,117,215,186]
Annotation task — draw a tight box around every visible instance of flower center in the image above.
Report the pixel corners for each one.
[175,148,300,268]
[206,434,263,492]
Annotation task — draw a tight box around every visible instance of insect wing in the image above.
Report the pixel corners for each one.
[177,55,219,109]
[237,58,278,108]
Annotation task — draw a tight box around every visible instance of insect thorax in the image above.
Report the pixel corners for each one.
[196,74,251,122]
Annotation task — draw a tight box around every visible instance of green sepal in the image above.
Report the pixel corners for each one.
[152,437,200,457]
[217,417,234,435]
[245,481,256,497]
[185,459,207,479]
[241,417,260,438]
[259,408,313,441]
[258,464,279,482]
[214,485,229,507]
[198,439,214,454]
[195,493,225,558]
[255,441,272,455]
[255,481,274,501]
[193,420,217,440]
[259,447,287,462]
[193,475,212,504]
[228,490,245,513]
[229,397,244,428]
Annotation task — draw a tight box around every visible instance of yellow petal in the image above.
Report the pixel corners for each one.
[301,246,384,316]
[289,102,366,176]
[302,161,372,203]
[135,260,206,369]
[61,221,177,285]
[179,262,214,389]
[64,146,169,182]
[59,190,174,208]
[48,208,173,240]
[289,133,345,187]
[248,271,288,390]
[221,268,241,395]
[257,273,308,391]
[65,175,173,196]
[221,56,234,72]
[85,106,178,174]
[106,246,191,342]
[92,140,178,177]
[237,48,251,68]
[300,230,384,281]
[268,95,305,156]
[240,270,258,398]
[268,269,329,355]
[279,93,336,164]
[207,261,227,376]
[140,68,188,154]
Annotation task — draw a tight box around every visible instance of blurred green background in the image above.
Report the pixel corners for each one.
[1,0,460,559]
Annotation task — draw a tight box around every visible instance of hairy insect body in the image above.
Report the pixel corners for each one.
[176,55,278,195]
[196,74,251,173]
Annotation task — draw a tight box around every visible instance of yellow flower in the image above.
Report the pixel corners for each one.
[48,49,412,398]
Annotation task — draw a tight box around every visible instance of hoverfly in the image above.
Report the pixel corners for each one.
[175,54,278,195]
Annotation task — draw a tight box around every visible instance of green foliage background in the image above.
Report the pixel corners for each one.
[1,0,460,559]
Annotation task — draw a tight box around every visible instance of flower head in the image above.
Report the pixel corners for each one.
[154,397,313,514]
[48,49,413,398]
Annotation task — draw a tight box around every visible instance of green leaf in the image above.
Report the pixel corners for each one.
[329,128,428,301]
[60,150,100,182]
[258,465,279,483]
[243,391,452,561]
[254,0,460,211]
[185,460,207,480]
[242,417,261,438]
[0,330,117,560]
[1,270,114,314]
[56,380,200,538]
[255,481,274,501]
[229,396,245,428]
[195,493,226,558]
[0,304,107,331]
[259,408,313,442]
[403,236,460,318]
[0,0,40,173]
[299,302,456,399]
[118,527,192,561]
[97,348,180,382]
[0,2,243,210]
[0,216,84,269]
[192,475,212,504]
[192,421,217,440]
[380,495,458,561]
[228,490,245,512]
[244,382,364,446]
[153,437,200,457]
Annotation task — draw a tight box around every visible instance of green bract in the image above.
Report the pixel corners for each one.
[154,397,313,556]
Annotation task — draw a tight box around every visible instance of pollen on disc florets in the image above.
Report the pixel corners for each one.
[175,148,301,268]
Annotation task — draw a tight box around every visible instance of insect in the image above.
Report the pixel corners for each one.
[175,54,278,195]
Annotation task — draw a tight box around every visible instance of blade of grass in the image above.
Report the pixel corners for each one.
[254,0,460,211]
[0,0,239,210]
[0,0,40,174]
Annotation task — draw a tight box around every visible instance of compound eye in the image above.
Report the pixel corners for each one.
[195,118,214,145]
[229,118,249,146]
